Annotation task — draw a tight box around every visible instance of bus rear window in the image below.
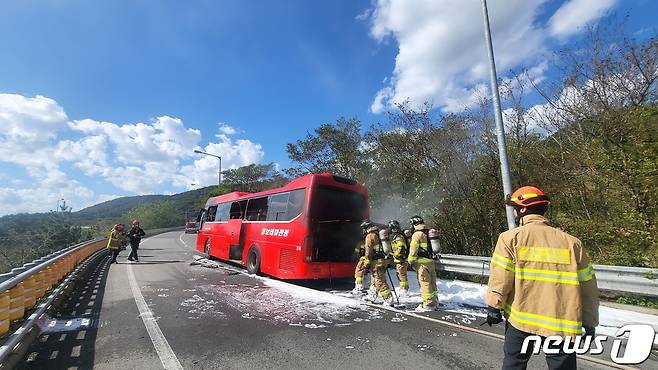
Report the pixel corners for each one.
[311,187,366,222]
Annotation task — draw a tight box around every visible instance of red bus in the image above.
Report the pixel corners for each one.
[195,173,368,279]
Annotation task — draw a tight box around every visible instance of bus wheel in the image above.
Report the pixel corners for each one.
[204,239,211,259]
[246,247,261,275]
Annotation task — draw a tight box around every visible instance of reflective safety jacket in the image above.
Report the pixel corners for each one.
[364,226,386,264]
[106,229,125,250]
[391,233,408,264]
[485,214,599,337]
[408,224,434,265]
[354,241,366,258]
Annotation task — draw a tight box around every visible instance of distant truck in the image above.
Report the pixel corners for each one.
[185,221,198,234]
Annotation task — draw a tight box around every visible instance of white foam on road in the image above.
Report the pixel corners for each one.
[127,261,183,370]
[190,253,658,343]
[377,269,658,342]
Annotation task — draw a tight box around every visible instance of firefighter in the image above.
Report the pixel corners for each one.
[127,219,146,262]
[408,215,438,311]
[486,186,599,370]
[107,224,125,264]
[352,240,368,294]
[388,220,409,297]
[360,219,394,306]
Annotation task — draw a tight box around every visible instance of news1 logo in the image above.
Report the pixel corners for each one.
[521,324,656,365]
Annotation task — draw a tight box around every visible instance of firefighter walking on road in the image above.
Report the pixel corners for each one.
[388,220,409,297]
[107,224,125,264]
[127,219,146,262]
[408,216,438,311]
[360,220,395,306]
[485,186,599,370]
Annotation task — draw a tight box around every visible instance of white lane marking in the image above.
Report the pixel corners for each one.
[127,263,183,370]
[178,233,187,248]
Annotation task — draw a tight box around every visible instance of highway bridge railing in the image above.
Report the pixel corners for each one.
[0,226,183,365]
[437,254,658,297]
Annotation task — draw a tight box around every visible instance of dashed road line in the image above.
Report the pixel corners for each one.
[127,262,183,370]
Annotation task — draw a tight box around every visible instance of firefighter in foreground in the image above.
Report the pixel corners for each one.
[408,215,438,311]
[388,220,409,297]
[485,186,599,370]
[107,223,126,264]
[360,219,395,306]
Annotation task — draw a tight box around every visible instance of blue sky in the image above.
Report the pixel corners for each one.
[0,0,656,215]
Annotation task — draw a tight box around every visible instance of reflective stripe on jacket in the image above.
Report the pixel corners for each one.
[354,241,365,258]
[408,224,433,265]
[485,214,599,337]
[106,229,125,250]
[391,233,408,264]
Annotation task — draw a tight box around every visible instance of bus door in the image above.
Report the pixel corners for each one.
[228,200,248,261]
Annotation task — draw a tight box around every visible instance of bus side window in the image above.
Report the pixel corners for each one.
[286,189,305,220]
[245,197,268,221]
[216,203,230,221]
[229,201,242,219]
[206,205,218,222]
[266,193,289,221]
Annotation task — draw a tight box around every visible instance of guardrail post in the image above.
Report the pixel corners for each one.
[22,276,37,309]
[0,291,9,335]
[8,283,24,322]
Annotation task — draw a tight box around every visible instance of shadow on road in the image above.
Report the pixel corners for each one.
[17,253,111,369]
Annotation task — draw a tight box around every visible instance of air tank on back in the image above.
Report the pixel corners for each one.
[428,229,441,255]
[379,228,392,255]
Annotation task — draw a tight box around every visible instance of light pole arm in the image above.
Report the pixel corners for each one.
[194,149,222,185]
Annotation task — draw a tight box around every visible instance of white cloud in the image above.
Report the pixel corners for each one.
[367,0,548,114]
[548,0,618,38]
[217,123,237,136]
[366,0,617,114]
[68,116,200,165]
[183,135,265,188]
[0,93,68,143]
[0,93,266,215]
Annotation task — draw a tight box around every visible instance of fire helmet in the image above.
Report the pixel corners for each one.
[388,220,401,233]
[360,219,375,230]
[506,186,550,208]
[409,215,424,226]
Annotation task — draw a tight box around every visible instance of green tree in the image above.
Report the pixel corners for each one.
[286,117,368,179]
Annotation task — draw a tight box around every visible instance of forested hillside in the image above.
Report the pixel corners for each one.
[0,185,216,272]
[286,26,657,267]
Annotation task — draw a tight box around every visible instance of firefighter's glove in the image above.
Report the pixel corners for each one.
[583,326,596,339]
[486,306,503,326]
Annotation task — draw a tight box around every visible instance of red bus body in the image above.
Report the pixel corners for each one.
[196,173,369,279]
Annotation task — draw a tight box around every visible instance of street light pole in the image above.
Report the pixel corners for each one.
[194,150,222,185]
[481,0,516,230]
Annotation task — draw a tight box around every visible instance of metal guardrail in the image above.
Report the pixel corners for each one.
[0,244,108,365]
[0,238,108,338]
[0,226,183,364]
[437,254,658,297]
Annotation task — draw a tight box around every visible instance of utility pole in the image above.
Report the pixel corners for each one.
[481,0,516,230]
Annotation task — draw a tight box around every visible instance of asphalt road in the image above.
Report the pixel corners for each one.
[14,231,653,369]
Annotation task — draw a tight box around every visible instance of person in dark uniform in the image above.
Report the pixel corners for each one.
[127,220,146,262]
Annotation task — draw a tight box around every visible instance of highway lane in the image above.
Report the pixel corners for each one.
[16,231,625,369]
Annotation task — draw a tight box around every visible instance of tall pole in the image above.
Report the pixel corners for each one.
[481,0,516,230]
[194,150,222,186]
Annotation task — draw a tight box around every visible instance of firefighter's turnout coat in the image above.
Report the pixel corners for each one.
[106,229,125,250]
[486,214,599,337]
